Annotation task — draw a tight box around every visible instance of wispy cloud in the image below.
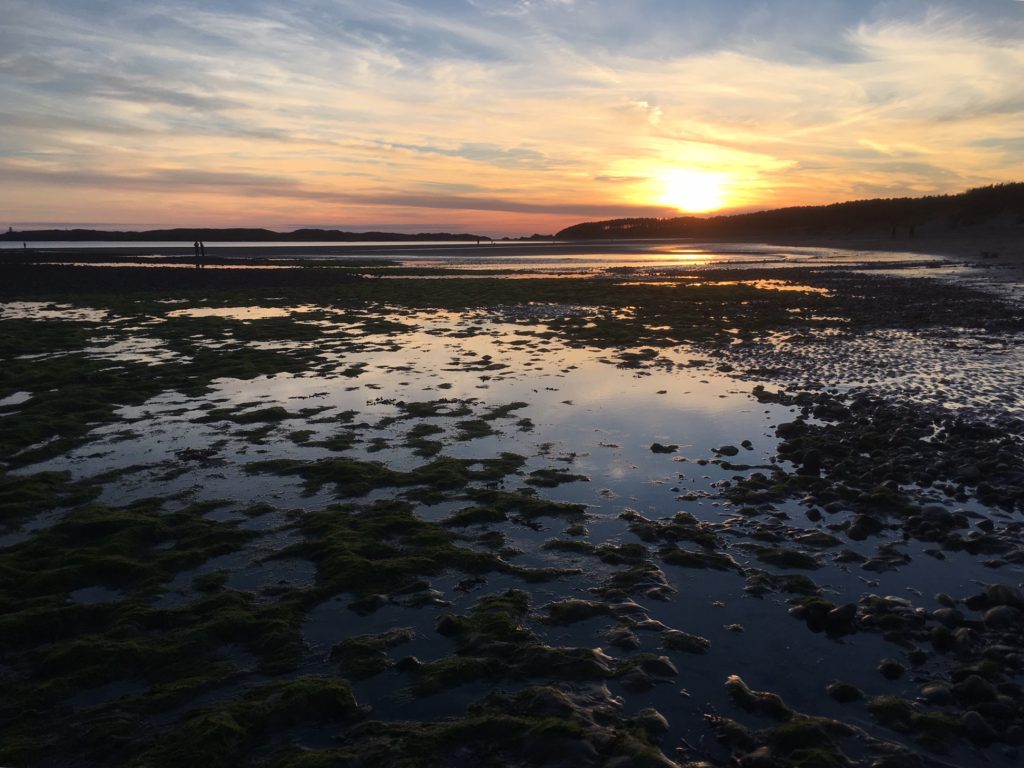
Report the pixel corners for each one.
[2,0,1023,234]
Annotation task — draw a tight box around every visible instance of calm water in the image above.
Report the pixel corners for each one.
[2,238,948,274]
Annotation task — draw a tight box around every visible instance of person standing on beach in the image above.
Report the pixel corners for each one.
[193,240,201,269]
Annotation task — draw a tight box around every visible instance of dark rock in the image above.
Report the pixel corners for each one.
[662,629,710,654]
[634,707,670,735]
[826,603,858,634]
[987,584,1024,609]
[776,421,804,439]
[395,655,423,672]
[605,625,641,650]
[435,613,462,636]
[953,674,997,704]
[799,448,822,476]
[847,514,884,540]
[920,683,954,704]
[931,607,963,627]
[826,681,864,703]
[649,442,678,454]
[878,658,906,680]
[983,605,1021,628]
[639,655,678,677]
[714,445,740,457]
[961,710,997,743]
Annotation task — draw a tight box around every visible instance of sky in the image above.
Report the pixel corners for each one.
[2,1,1024,236]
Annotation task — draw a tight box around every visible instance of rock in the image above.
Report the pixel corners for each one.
[662,629,710,654]
[961,710,997,743]
[878,658,906,680]
[714,445,740,457]
[649,442,678,454]
[931,607,963,627]
[776,421,804,439]
[639,655,678,677]
[826,681,864,703]
[799,448,822,475]
[920,683,954,704]
[634,707,670,735]
[907,649,929,666]
[806,508,823,522]
[435,613,462,636]
[952,626,978,654]
[930,625,954,652]
[986,584,1024,609]
[935,592,956,608]
[633,618,669,632]
[847,514,884,540]
[605,625,641,650]
[737,746,775,768]
[983,605,1021,628]
[395,655,422,672]
[826,603,858,633]
[953,674,997,703]
[619,668,653,692]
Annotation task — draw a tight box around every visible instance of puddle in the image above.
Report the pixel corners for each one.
[0,301,110,322]
[0,391,32,408]
[166,306,296,320]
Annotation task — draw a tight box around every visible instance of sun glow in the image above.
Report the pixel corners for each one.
[658,170,730,213]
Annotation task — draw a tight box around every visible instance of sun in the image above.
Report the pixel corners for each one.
[658,170,729,213]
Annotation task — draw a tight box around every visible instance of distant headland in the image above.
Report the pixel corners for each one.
[557,183,1024,240]
[0,227,494,243]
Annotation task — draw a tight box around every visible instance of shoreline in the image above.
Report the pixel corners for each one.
[2,235,1022,298]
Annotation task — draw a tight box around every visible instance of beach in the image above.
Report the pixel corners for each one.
[1,242,1023,767]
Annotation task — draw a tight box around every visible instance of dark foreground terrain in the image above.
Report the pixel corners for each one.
[1,253,1022,767]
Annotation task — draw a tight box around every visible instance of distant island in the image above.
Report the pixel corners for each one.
[0,227,493,243]
[557,182,1024,240]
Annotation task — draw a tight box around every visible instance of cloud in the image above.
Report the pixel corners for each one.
[2,1,1023,234]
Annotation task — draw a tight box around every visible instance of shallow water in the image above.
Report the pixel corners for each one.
[5,284,1022,764]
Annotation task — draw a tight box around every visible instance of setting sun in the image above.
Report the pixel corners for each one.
[658,170,729,213]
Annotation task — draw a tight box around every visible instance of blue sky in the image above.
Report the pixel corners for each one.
[2,0,1023,234]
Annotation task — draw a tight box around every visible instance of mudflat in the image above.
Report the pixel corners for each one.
[1,246,1022,767]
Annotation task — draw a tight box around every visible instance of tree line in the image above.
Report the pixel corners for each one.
[556,183,1024,239]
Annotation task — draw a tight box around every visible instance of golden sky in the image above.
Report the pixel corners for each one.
[2,1,1024,235]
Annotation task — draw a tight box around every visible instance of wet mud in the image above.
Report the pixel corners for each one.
[1,254,1022,766]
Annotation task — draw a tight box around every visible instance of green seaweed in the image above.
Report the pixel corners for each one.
[331,628,415,679]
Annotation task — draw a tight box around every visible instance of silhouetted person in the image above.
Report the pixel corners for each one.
[193,240,200,269]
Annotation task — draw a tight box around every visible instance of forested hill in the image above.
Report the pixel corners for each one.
[0,227,489,242]
[556,183,1024,240]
